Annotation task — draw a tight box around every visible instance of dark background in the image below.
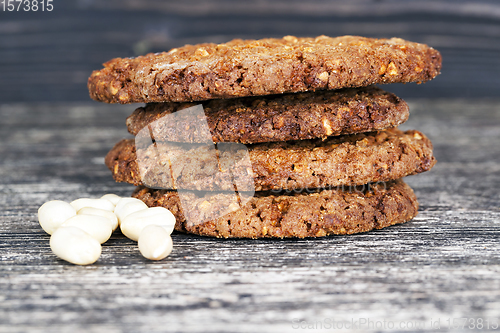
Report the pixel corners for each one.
[1,0,499,103]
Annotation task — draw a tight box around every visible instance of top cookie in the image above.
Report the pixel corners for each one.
[88,35,442,104]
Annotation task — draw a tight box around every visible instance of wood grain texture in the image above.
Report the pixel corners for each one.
[1,99,500,332]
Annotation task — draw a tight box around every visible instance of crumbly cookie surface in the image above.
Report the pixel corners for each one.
[126,86,409,144]
[105,128,436,191]
[88,35,442,104]
[132,179,418,238]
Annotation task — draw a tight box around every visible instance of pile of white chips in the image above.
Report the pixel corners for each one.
[38,194,176,265]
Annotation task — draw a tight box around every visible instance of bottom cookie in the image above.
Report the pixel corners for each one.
[132,179,418,238]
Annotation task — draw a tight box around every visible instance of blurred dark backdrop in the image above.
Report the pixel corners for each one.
[1,0,499,102]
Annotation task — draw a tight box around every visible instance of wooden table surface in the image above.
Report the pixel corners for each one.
[2,1,500,332]
[1,98,499,332]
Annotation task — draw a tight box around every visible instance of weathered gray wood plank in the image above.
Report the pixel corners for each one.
[1,100,500,332]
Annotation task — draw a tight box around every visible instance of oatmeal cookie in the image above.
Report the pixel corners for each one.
[132,179,418,238]
[105,128,436,191]
[126,86,409,144]
[89,35,441,104]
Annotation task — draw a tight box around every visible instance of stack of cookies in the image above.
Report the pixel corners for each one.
[88,35,441,238]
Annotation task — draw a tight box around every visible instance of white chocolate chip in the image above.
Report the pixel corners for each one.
[77,207,119,231]
[38,200,77,235]
[70,198,115,212]
[138,225,173,260]
[100,193,121,206]
[114,198,149,225]
[50,226,101,265]
[121,207,176,241]
[61,215,113,244]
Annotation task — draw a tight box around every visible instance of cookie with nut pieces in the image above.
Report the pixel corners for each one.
[105,128,436,192]
[88,35,441,104]
[126,86,409,144]
[133,179,418,238]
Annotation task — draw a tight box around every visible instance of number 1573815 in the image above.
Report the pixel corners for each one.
[2,0,54,11]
